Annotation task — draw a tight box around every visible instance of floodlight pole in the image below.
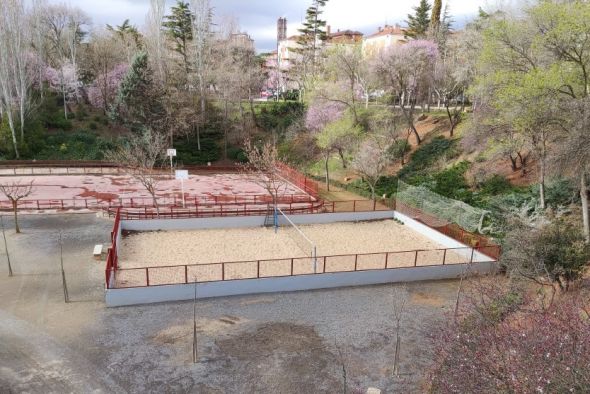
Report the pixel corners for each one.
[1,216,13,277]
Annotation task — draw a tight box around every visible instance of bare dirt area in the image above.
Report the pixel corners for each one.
[0,213,466,393]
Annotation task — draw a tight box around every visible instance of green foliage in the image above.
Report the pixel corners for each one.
[405,0,432,39]
[347,175,399,199]
[89,122,98,130]
[110,52,166,133]
[173,136,220,165]
[227,146,248,163]
[37,96,73,131]
[32,131,116,160]
[478,175,513,197]
[387,139,411,160]
[431,161,473,202]
[258,102,305,134]
[397,136,457,180]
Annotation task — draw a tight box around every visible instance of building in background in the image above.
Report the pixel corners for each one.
[362,24,407,57]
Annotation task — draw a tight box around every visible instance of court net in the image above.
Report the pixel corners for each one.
[276,207,318,272]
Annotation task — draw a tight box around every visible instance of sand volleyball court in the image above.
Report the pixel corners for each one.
[114,220,478,287]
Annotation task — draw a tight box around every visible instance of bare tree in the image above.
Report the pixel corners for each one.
[241,139,290,213]
[0,0,32,157]
[145,0,167,84]
[107,131,167,216]
[352,138,391,200]
[190,0,213,149]
[0,181,34,234]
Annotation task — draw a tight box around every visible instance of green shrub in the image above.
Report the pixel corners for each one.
[174,136,220,164]
[227,146,248,163]
[89,122,98,130]
[478,175,513,196]
[432,161,473,203]
[398,136,457,180]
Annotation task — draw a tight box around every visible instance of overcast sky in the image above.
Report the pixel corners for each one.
[49,0,496,52]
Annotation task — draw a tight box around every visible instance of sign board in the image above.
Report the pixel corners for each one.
[175,170,189,180]
[166,148,177,157]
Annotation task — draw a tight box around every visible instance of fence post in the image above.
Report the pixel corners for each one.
[257,260,260,278]
[323,257,327,273]
[385,253,389,269]
[353,200,356,212]
[373,199,376,211]
[185,265,188,284]
[354,254,358,271]
[222,263,225,280]
[442,249,447,265]
[414,251,419,267]
[291,258,294,275]
[146,268,150,286]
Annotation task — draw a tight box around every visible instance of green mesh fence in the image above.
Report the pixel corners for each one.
[396,180,488,233]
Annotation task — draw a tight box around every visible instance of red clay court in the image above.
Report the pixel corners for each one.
[0,173,315,208]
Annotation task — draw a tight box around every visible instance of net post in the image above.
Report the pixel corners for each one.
[313,246,317,274]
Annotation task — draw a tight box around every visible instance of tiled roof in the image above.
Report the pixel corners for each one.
[366,25,406,39]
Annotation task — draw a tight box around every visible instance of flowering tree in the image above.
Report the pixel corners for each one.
[374,40,438,144]
[44,62,80,117]
[429,280,590,393]
[87,64,129,111]
[352,138,391,200]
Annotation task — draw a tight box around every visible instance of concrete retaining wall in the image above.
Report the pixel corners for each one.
[106,261,496,307]
[120,210,395,231]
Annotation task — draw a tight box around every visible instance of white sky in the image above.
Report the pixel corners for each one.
[47,0,499,52]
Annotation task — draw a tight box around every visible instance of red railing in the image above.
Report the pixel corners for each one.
[0,193,317,212]
[107,200,326,220]
[277,162,319,198]
[107,245,501,289]
[105,208,121,288]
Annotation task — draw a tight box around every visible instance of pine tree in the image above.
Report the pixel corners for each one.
[110,52,166,133]
[405,0,432,39]
[296,0,329,80]
[162,1,194,74]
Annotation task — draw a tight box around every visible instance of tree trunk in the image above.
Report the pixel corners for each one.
[338,148,347,169]
[249,97,259,128]
[446,104,456,137]
[509,154,518,171]
[196,123,201,151]
[12,200,19,234]
[223,99,228,159]
[539,139,546,210]
[581,172,590,242]
[325,153,330,192]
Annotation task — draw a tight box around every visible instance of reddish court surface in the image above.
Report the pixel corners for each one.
[3,174,310,203]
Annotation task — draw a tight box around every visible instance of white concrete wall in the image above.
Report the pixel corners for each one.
[106,261,497,307]
[393,211,491,263]
[121,211,395,232]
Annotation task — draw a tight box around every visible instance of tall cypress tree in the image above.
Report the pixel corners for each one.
[430,0,442,32]
[405,0,432,39]
[162,1,194,74]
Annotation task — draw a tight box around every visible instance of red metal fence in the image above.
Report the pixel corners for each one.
[107,245,501,289]
[276,162,319,198]
[105,209,121,287]
[0,193,317,212]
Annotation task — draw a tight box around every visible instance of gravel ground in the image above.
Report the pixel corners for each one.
[0,213,464,393]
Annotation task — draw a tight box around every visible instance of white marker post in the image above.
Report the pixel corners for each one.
[167,148,177,177]
[175,169,189,208]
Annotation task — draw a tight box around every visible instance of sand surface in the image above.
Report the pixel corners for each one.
[115,220,485,286]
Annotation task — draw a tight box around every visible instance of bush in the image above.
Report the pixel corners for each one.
[503,218,590,290]
[227,146,248,163]
[431,161,473,203]
[398,136,457,180]
[89,122,98,130]
[174,136,220,164]
[478,174,513,196]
